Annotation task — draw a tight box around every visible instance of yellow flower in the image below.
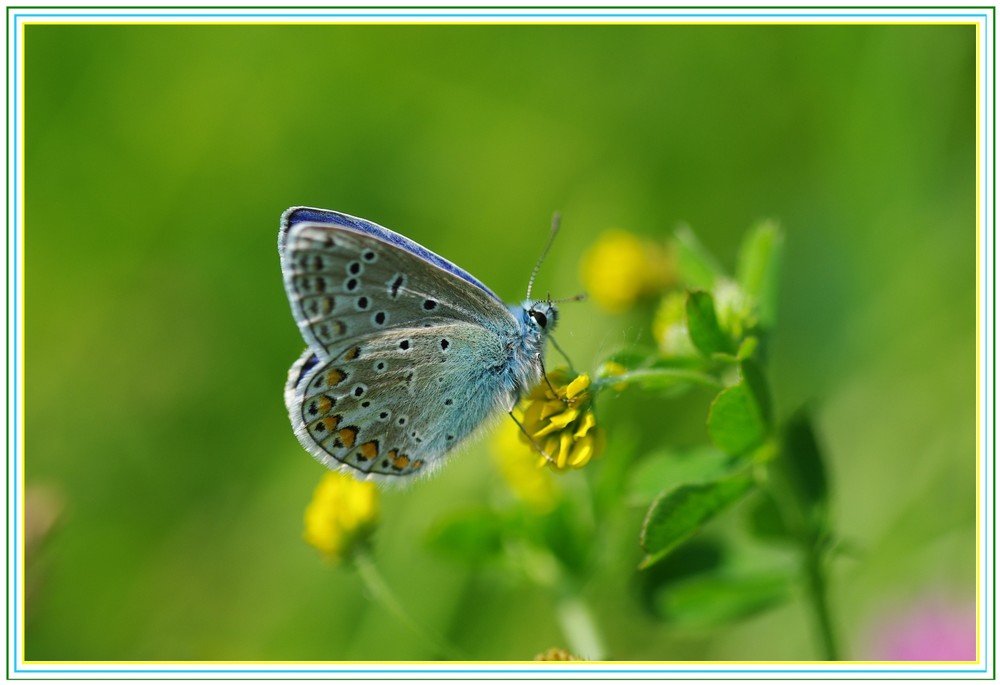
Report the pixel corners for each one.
[534,647,583,661]
[579,229,673,313]
[303,471,379,563]
[518,370,604,471]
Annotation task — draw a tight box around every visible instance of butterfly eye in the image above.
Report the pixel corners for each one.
[530,310,548,328]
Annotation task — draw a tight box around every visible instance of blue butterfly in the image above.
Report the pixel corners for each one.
[279,207,559,481]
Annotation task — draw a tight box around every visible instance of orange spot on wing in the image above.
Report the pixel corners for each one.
[412,459,425,470]
[338,426,358,449]
[321,415,340,432]
[345,346,361,360]
[326,369,346,386]
[317,396,333,414]
[392,453,410,470]
[359,441,379,460]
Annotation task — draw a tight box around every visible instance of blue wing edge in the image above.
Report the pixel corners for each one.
[279,206,504,306]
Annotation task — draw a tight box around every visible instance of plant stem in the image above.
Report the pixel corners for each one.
[803,542,839,660]
[592,368,722,391]
[353,548,464,660]
[555,593,607,660]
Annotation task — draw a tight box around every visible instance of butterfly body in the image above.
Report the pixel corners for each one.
[280,207,557,482]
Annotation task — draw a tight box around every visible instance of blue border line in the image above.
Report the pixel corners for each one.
[8,7,992,677]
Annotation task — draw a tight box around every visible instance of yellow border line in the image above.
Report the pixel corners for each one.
[18,16,25,671]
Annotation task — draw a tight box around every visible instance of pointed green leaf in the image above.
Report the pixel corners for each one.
[639,474,754,569]
[653,571,792,628]
[736,336,759,360]
[781,410,828,508]
[736,220,783,329]
[673,225,724,289]
[626,447,733,505]
[686,290,734,356]
[747,491,795,544]
[739,358,773,428]
[706,360,772,455]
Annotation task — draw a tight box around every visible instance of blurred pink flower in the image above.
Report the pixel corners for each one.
[865,596,976,661]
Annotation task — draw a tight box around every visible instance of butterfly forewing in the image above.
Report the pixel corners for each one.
[283,223,516,359]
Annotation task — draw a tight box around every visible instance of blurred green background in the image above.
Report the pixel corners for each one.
[25,24,975,661]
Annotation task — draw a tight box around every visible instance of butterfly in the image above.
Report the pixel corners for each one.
[279,207,560,482]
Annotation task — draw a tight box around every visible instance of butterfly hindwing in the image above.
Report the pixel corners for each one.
[282,222,517,359]
[285,322,515,480]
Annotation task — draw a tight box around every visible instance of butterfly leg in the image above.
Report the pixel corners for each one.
[537,351,572,406]
[507,411,557,467]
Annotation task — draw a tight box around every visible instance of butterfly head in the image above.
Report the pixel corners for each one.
[523,299,559,334]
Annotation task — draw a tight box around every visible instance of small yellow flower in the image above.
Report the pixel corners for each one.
[534,647,583,661]
[579,229,673,313]
[303,471,379,563]
[518,370,604,471]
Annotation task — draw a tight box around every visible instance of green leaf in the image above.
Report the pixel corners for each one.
[686,290,734,356]
[639,474,754,569]
[780,410,828,508]
[706,360,772,455]
[747,491,795,544]
[425,508,506,563]
[739,358,773,428]
[735,220,783,329]
[673,225,724,289]
[626,447,734,505]
[736,336,759,360]
[653,571,792,628]
[636,538,724,616]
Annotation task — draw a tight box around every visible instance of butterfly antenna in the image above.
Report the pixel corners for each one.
[526,212,562,300]
[551,292,587,304]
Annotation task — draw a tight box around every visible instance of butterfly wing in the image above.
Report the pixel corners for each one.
[281,213,525,481]
[280,207,504,306]
[285,320,516,481]
[282,220,517,359]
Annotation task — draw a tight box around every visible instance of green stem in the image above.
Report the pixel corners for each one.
[353,548,464,660]
[592,368,722,391]
[757,459,841,661]
[803,541,839,660]
[555,593,607,660]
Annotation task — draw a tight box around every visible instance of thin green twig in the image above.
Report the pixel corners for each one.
[353,548,465,660]
[555,593,607,660]
[591,368,723,391]
[803,542,840,660]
